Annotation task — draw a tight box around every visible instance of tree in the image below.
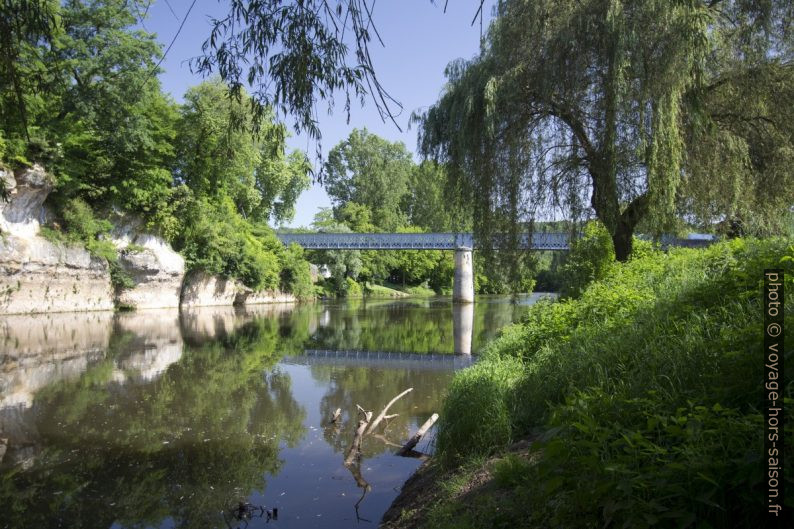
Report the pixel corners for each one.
[419,0,794,260]
[324,128,414,231]
[0,0,60,143]
[404,161,464,232]
[310,208,363,293]
[0,1,183,234]
[193,0,406,146]
[174,78,310,225]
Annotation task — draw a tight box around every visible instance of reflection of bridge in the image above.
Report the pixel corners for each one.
[281,349,476,371]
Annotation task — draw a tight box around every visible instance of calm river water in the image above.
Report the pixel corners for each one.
[0,294,547,528]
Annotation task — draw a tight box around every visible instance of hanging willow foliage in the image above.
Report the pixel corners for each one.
[418,0,794,261]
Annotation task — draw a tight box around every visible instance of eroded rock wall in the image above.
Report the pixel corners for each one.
[179,270,245,308]
[0,166,114,314]
[111,220,185,309]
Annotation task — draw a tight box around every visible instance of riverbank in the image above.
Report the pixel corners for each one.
[0,164,302,314]
[380,238,793,529]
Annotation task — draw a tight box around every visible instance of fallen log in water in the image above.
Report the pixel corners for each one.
[397,413,438,456]
[366,388,413,434]
[344,406,373,466]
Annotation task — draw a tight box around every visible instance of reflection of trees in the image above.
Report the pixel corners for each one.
[315,366,453,458]
[0,319,307,529]
[305,298,532,354]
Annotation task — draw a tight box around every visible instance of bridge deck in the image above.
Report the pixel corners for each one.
[276,232,715,251]
[276,232,569,250]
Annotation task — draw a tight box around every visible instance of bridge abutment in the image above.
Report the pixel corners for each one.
[453,249,474,304]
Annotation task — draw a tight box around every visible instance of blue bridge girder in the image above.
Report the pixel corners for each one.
[275,232,570,250]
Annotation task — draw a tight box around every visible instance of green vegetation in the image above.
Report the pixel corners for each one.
[0,2,313,298]
[418,0,794,261]
[314,128,537,297]
[395,239,793,528]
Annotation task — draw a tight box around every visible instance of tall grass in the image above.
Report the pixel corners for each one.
[434,238,793,528]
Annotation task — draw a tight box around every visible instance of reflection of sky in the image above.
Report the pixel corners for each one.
[1,296,538,527]
[260,363,426,528]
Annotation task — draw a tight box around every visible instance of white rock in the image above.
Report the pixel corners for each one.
[0,165,114,314]
[110,218,186,309]
[179,270,246,308]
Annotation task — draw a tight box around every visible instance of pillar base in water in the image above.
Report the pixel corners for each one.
[453,249,474,304]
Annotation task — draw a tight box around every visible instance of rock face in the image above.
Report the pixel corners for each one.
[0,165,114,315]
[179,270,246,307]
[179,270,298,308]
[0,164,50,238]
[111,220,185,309]
[239,289,297,305]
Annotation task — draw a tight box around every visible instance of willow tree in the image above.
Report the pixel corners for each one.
[418,0,794,260]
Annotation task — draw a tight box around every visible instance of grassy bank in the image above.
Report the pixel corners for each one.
[383,238,793,529]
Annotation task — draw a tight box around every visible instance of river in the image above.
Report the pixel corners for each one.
[0,294,549,528]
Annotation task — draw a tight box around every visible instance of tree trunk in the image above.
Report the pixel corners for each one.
[612,194,649,262]
[612,223,634,262]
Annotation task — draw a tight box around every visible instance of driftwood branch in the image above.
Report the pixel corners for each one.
[366,388,413,434]
[329,408,341,424]
[344,407,373,466]
[398,413,438,456]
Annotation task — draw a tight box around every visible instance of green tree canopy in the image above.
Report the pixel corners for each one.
[1,0,181,231]
[324,128,414,231]
[175,78,311,225]
[419,0,794,260]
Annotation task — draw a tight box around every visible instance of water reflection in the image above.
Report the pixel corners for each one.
[0,295,542,528]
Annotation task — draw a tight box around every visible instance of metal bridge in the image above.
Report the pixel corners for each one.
[281,349,476,371]
[276,232,570,250]
[276,232,715,251]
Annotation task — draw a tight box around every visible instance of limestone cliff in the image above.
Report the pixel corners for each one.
[0,164,298,315]
[111,219,185,309]
[0,165,114,314]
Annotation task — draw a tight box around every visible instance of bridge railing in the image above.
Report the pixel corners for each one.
[276,232,715,251]
[276,232,570,250]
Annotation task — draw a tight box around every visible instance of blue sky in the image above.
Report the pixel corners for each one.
[141,1,493,228]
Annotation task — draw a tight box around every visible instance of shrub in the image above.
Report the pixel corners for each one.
[559,220,615,298]
[279,243,314,299]
[436,356,524,466]
[174,197,282,291]
[436,238,794,527]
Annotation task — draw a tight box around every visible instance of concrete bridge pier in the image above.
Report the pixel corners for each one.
[453,248,474,304]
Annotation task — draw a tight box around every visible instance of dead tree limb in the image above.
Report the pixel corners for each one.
[366,388,413,434]
[397,413,438,456]
[345,407,372,466]
[329,408,341,425]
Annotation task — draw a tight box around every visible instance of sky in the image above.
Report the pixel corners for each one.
[140,0,494,228]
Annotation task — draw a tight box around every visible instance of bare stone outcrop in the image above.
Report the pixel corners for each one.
[238,289,297,305]
[0,165,114,314]
[179,270,246,307]
[111,219,185,309]
[179,269,298,308]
